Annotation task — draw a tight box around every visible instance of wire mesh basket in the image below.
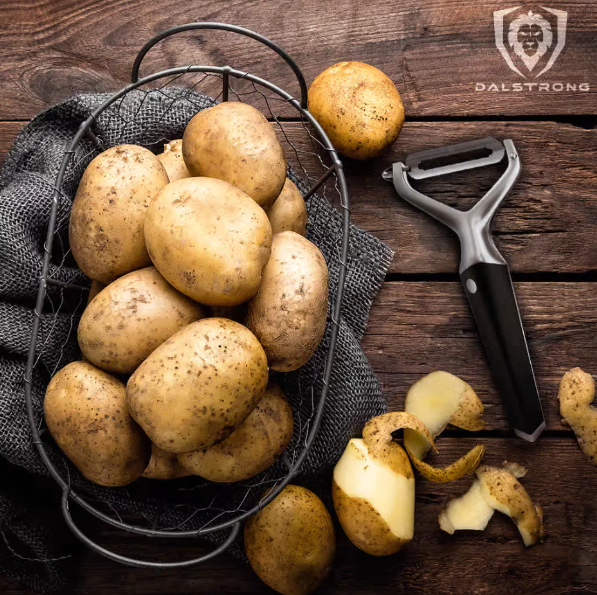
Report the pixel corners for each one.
[23,23,350,567]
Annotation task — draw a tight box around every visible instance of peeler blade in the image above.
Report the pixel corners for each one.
[405,136,505,180]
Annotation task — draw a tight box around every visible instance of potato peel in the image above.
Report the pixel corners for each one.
[558,367,597,466]
[477,465,545,547]
[403,371,484,460]
[406,444,485,484]
[363,412,437,477]
[401,372,486,483]
[439,462,545,547]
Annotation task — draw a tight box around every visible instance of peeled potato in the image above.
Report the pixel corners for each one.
[157,139,190,181]
[245,485,335,595]
[267,178,307,236]
[333,412,434,556]
[178,383,293,482]
[142,444,190,480]
[403,371,485,483]
[308,61,404,160]
[440,462,545,547]
[558,367,597,465]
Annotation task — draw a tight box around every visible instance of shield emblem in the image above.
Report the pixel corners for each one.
[493,6,567,78]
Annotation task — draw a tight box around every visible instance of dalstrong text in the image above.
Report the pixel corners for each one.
[476,82,590,92]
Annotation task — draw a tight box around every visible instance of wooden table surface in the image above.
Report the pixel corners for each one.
[1,1,596,593]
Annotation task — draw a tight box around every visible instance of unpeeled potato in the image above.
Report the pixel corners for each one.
[182,102,287,209]
[157,139,190,181]
[78,266,205,374]
[267,178,307,236]
[127,318,269,453]
[245,485,335,595]
[178,383,293,482]
[308,61,404,160]
[69,144,169,283]
[44,361,150,487]
[246,232,328,372]
[145,177,272,306]
[142,444,190,480]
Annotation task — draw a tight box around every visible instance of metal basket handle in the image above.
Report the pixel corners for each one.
[60,489,240,568]
[131,22,309,108]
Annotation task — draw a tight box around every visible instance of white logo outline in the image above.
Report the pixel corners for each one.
[493,6,567,79]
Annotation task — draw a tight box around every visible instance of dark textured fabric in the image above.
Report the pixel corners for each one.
[0,89,393,591]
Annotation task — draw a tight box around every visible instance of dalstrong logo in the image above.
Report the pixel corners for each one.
[494,6,567,78]
[475,5,590,92]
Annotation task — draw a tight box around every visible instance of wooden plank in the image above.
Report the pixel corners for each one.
[0,1,595,120]
[364,281,597,431]
[2,120,596,275]
[0,121,23,167]
[2,438,595,595]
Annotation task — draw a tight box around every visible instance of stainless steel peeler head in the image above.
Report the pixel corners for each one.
[383,137,521,273]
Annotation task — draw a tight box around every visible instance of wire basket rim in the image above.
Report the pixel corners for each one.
[24,24,350,568]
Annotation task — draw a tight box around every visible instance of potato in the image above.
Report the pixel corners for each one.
[86,280,105,306]
[245,485,335,595]
[403,371,485,483]
[142,444,190,480]
[246,232,328,372]
[440,462,545,547]
[44,361,150,487]
[308,61,404,160]
[69,144,169,283]
[145,177,272,306]
[127,318,268,453]
[157,139,190,181]
[182,102,286,209]
[78,267,205,374]
[267,179,307,236]
[332,412,433,556]
[178,383,293,482]
[558,367,597,465]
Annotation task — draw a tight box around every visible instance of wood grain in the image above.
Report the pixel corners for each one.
[0,0,595,120]
[365,281,597,431]
[3,438,596,595]
[0,4,596,590]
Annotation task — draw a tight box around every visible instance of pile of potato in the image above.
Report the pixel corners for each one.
[45,100,329,489]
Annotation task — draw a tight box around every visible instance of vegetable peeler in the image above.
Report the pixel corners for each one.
[383,137,545,442]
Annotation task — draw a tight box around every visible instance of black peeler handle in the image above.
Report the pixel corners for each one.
[460,263,545,440]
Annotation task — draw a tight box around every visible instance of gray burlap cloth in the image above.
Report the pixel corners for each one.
[0,89,393,592]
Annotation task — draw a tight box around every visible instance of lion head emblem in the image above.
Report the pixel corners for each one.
[508,10,553,72]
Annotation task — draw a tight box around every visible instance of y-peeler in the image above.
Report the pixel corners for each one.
[383,137,545,442]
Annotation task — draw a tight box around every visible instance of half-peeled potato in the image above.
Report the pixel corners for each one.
[333,412,434,556]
